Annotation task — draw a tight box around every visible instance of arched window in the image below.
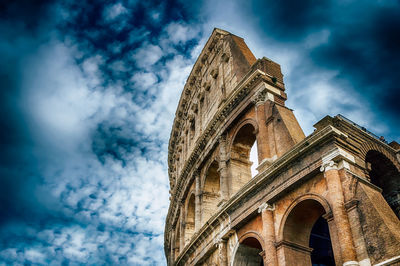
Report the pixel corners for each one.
[185,194,196,244]
[366,150,400,219]
[250,141,259,177]
[281,199,335,266]
[310,216,335,265]
[232,237,264,266]
[230,123,257,195]
[202,161,221,224]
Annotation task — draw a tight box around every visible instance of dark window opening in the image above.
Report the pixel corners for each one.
[310,216,335,266]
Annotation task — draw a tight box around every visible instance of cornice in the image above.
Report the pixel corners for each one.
[334,115,398,154]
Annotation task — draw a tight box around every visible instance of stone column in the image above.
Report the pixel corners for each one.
[217,238,228,265]
[258,203,278,266]
[170,230,175,265]
[180,202,186,249]
[346,199,371,266]
[323,212,343,266]
[195,171,202,231]
[321,161,359,266]
[218,135,230,201]
[253,90,271,164]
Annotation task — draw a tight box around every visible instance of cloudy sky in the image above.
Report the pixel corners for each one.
[0,0,399,265]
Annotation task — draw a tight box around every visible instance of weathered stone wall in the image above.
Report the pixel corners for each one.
[356,182,400,264]
[165,29,400,266]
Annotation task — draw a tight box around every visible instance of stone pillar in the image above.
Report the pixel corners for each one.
[170,230,175,265]
[195,171,202,231]
[258,203,278,266]
[253,90,271,164]
[321,161,359,266]
[218,135,230,201]
[346,199,371,266]
[180,203,186,250]
[217,239,228,265]
[323,212,343,266]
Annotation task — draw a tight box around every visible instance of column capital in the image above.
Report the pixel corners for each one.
[252,83,276,106]
[252,88,268,106]
[345,199,359,211]
[343,261,359,266]
[218,134,227,143]
[258,202,275,213]
[320,160,338,172]
[193,169,200,177]
[214,236,228,248]
[322,211,334,222]
[321,147,355,171]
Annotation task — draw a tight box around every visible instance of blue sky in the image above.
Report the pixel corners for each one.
[0,0,399,265]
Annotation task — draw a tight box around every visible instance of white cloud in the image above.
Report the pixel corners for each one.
[166,22,200,44]
[132,43,163,69]
[104,3,128,21]
[130,72,158,90]
[25,249,45,264]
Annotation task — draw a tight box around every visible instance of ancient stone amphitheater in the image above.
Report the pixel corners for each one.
[164,28,400,266]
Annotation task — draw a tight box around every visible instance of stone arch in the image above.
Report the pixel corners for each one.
[359,141,400,172]
[201,155,219,189]
[184,192,196,244]
[201,160,221,224]
[365,149,400,219]
[278,194,332,240]
[231,231,265,266]
[229,120,258,195]
[278,194,335,266]
[229,118,259,147]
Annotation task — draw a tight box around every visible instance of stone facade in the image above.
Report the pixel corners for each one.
[164,29,400,266]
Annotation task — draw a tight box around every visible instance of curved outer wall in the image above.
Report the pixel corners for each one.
[165,29,400,266]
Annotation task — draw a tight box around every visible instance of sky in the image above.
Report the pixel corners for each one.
[0,0,399,265]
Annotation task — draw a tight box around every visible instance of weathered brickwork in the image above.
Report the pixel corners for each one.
[165,29,400,266]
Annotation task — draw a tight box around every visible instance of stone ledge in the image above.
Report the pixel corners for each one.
[374,255,400,266]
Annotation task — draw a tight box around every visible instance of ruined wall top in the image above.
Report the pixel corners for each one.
[167,28,285,191]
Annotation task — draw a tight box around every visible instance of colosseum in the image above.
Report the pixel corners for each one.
[164,28,400,266]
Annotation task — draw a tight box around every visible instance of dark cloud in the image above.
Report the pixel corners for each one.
[0,0,54,31]
[310,2,400,133]
[0,0,58,225]
[248,0,331,40]
[222,0,400,140]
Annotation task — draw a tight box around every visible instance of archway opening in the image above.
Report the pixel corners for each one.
[309,216,335,266]
[366,150,400,219]
[250,142,258,177]
[230,123,257,194]
[233,237,264,266]
[282,199,334,266]
[185,194,196,244]
[202,161,220,224]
